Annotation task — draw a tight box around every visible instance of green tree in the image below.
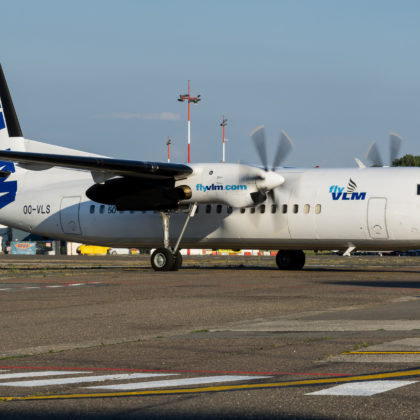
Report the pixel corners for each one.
[392,154,420,167]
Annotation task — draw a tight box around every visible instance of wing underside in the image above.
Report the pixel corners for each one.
[0,150,193,180]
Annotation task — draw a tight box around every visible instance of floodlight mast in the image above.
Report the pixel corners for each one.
[220,116,228,163]
[177,80,201,163]
[166,137,171,163]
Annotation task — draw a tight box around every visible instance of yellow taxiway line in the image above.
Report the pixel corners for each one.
[345,351,420,355]
[1,367,420,401]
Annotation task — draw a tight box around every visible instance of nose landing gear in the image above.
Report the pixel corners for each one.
[151,203,196,271]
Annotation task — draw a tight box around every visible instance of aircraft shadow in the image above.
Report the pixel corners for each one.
[305,267,420,274]
[323,280,420,289]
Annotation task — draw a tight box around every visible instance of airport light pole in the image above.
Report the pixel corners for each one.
[177,80,201,163]
[166,137,171,163]
[220,116,227,163]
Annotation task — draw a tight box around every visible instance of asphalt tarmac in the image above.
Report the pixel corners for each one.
[0,254,419,419]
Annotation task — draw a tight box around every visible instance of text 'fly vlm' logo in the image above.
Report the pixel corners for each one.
[329,178,366,201]
[196,183,247,192]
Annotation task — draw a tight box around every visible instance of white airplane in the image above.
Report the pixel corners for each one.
[0,65,418,271]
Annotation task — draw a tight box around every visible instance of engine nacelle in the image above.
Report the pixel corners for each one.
[86,178,192,211]
[176,163,284,208]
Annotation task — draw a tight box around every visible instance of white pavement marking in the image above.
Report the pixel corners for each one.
[0,283,102,292]
[307,380,418,396]
[0,373,176,387]
[0,371,89,380]
[87,375,270,390]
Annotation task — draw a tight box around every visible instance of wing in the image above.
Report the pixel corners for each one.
[0,150,193,180]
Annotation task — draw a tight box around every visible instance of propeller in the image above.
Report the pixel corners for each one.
[366,132,402,167]
[241,126,293,232]
[273,130,294,169]
[366,142,383,167]
[246,126,293,204]
[250,125,268,170]
[389,132,402,165]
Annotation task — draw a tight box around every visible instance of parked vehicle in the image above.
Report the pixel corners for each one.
[108,248,139,255]
[77,245,110,255]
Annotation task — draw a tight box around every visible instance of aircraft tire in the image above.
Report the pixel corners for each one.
[171,251,183,271]
[276,250,305,270]
[151,248,175,271]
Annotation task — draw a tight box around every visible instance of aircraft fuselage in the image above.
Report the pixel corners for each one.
[2,164,420,252]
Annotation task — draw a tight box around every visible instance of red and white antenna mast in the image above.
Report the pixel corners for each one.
[177,80,201,163]
[220,116,228,163]
[166,137,171,163]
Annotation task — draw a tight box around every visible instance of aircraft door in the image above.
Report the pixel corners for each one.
[60,196,82,235]
[367,197,388,239]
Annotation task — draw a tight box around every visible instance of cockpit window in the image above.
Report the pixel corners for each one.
[417,184,420,195]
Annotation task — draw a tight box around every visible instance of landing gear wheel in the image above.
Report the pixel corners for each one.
[151,248,175,271]
[171,250,183,271]
[276,250,305,270]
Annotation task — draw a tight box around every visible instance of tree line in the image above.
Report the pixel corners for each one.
[392,155,420,167]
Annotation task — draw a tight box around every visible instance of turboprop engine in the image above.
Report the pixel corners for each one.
[176,163,285,208]
[178,127,293,208]
[86,177,192,211]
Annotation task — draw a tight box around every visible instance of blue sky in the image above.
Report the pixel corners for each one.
[2,0,420,167]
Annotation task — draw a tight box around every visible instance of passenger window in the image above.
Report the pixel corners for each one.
[271,204,277,214]
[89,205,95,214]
[250,207,256,214]
[227,206,233,214]
[282,204,288,214]
[206,204,212,214]
[99,205,105,214]
[260,205,265,214]
[240,208,246,214]
[315,204,321,214]
[216,204,222,214]
[293,204,299,214]
[417,185,420,195]
[304,204,310,214]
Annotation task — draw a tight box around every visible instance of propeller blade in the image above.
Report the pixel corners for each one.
[238,163,265,183]
[389,132,402,165]
[366,141,383,167]
[250,125,268,171]
[239,174,265,182]
[267,189,276,203]
[272,130,294,170]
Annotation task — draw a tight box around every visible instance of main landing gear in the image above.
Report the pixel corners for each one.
[151,204,197,271]
[275,250,305,270]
